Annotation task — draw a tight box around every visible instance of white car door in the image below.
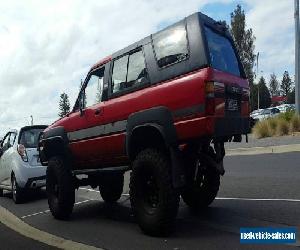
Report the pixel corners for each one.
[3,133,17,185]
[0,133,11,185]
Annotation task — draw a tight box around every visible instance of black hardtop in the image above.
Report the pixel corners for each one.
[111,12,227,59]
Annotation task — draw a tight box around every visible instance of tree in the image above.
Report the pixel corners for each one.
[269,73,279,97]
[251,77,271,110]
[230,5,256,85]
[230,4,256,110]
[287,87,295,104]
[58,92,71,118]
[280,71,292,97]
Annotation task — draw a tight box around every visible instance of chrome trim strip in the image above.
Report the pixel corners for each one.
[68,120,127,142]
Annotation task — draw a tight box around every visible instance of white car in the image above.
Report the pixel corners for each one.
[0,125,47,203]
[253,108,280,122]
[276,104,294,113]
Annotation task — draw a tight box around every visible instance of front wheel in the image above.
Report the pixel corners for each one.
[46,156,75,220]
[130,148,180,236]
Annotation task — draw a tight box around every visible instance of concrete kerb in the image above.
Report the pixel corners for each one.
[226,144,300,156]
[0,205,102,250]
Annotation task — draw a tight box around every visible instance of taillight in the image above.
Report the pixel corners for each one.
[242,88,250,101]
[205,81,215,98]
[205,81,225,115]
[17,144,28,162]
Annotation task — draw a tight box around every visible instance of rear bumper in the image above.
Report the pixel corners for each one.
[16,164,47,188]
[175,116,250,142]
[24,175,46,189]
[214,117,250,137]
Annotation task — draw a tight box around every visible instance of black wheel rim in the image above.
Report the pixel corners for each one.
[193,160,207,188]
[12,177,17,201]
[140,169,160,214]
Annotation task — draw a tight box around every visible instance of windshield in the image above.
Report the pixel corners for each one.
[19,128,45,148]
[205,26,241,77]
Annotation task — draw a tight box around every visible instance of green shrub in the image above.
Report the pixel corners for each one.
[275,119,289,136]
[278,110,295,122]
[290,114,300,132]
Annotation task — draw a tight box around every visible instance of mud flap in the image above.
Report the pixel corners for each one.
[170,147,186,188]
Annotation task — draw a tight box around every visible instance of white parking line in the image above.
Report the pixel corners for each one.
[216,197,300,202]
[79,188,300,202]
[79,187,99,193]
[21,199,94,219]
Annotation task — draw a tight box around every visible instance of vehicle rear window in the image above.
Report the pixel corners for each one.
[204,26,240,76]
[19,128,45,148]
[152,22,189,68]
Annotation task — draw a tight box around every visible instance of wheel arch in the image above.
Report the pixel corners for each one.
[39,126,71,164]
[126,106,178,160]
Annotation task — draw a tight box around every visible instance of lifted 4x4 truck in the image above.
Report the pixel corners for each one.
[39,12,250,236]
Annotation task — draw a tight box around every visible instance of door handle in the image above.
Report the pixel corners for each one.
[94,108,102,115]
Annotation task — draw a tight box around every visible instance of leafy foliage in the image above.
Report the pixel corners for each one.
[58,92,71,118]
[280,71,293,97]
[230,5,256,85]
[230,4,256,110]
[269,73,279,96]
[251,77,271,110]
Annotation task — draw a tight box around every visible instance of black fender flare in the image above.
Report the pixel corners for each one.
[126,106,178,158]
[39,126,71,165]
[126,106,185,188]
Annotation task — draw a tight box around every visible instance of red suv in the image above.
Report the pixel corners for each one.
[39,12,250,236]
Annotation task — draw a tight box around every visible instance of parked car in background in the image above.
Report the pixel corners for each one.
[252,108,280,122]
[0,125,47,203]
[250,109,263,119]
[276,104,294,113]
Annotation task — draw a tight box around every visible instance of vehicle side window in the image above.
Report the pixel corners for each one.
[9,133,16,146]
[1,133,10,151]
[127,50,148,87]
[152,22,189,68]
[84,67,105,108]
[112,55,129,93]
[111,50,148,94]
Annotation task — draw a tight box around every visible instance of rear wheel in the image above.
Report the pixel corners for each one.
[181,147,220,209]
[11,175,25,204]
[130,148,180,236]
[0,188,3,197]
[46,156,75,220]
[99,173,124,203]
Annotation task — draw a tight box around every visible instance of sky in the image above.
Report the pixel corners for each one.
[0,0,296,137]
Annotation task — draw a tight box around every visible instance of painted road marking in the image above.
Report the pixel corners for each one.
[0,205,102,250]
[79,188,300,202]
[21,199,94,219]
[216,197,300,202]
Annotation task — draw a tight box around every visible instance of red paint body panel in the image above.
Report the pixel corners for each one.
[47,67,249,169]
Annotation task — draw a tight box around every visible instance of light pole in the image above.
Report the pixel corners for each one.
[30,115,33,126]
[295,0,300,113]
[256,52,260,109]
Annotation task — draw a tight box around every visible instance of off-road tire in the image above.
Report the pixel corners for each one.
[181,147,220,209]
[130,148,180,236]
[46,156,75,220]
[100,173,124,203]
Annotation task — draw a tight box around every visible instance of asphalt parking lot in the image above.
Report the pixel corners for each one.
[0,151,300,250]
